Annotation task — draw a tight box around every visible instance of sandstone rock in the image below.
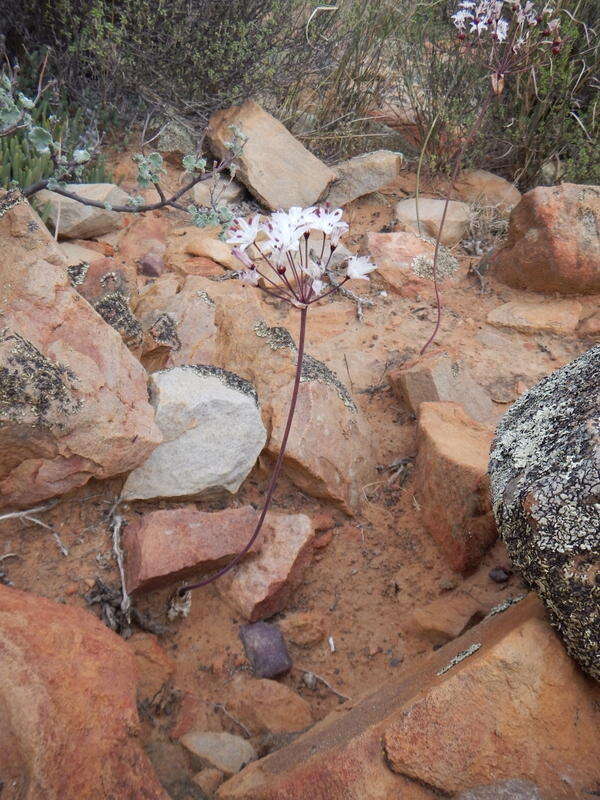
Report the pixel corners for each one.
[193,768,226,795]
[325,150,402,207]
[407,590,485,645]
[207,100,335,210]
[129,632,176,699]
[230,677,313,735]
[122,365,266,501]
[181,731,256,776]
[578,309,600,338]
[35,183,130,239]
[389,353,495,424]
[279,610,325,647]
[239,622,292,678]
[124,505,261,592]
[487,300,583,336]
[414,402,496,572]
[395,197,470,246]
[167,225,239,271]
[215,293,373,511]
[117,213,169,278]
[489,345,600,680]
[218,513,314,621]
[217,595,600,800]
[138,275,221,370]
[156,120,195,165]
[59,240,104,268]
[489,183,600,294]
[453,169,521,215]
[0,191,161,508]
[73,255,142,346]
[0,584,168,799]
[193,174,246,206]
[456,780,545,800]
[367,230,459,296]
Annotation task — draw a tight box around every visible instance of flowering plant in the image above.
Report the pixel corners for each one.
[420,0,562,355]
[178,206,375,595]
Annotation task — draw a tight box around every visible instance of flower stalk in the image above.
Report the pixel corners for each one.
[179,205,375,596]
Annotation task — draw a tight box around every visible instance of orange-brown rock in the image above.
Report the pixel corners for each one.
[486,299,583,336]
[406,590,486,645]
[0,191,161,508]
[414,402,496,572]
[279,610,325,647]
[489,183,600,294]
[124,505,262,592]
[0,584,169,800]
[217,513,314,621]
[229,677,313,735]
[389,352,494,425]
[215,291,373,511]
[129,632,176,699]
[207,100,335,210]
[117,212,169,277]
[453,169,521,216]
[217,595,600,800]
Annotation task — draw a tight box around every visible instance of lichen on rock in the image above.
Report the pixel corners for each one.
[0,330,81,427]
[489,344,600,680]
[253,320,356,411]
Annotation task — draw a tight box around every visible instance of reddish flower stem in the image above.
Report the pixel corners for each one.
[179,305,308,595]
[420,91,495,356]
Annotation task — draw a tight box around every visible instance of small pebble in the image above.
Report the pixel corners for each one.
[239,621,292,678]
[489,566,511,584]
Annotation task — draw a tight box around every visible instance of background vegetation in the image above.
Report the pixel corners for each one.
[1,0,598,189]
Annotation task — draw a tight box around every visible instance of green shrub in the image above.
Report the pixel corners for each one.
[0,50,111,191]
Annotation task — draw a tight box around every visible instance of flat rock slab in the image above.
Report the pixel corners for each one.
[229,677,313,735]
[367,230,460,297]
[414,402,496,572]
[490,344,600,680]
[239,622,292,678]
[124,505,260,593]
[207,100,335,210]
[217,595,600,800]
[325,150,402,207]
[121,365,266,501]
[180,731,256,776]
[35,183,130,239]
[486,300,583,336]
[218,513,314,621]
[395,197,470,246]
[389,353,495,425]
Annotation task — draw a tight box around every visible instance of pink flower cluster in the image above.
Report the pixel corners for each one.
[451,1,560,51]
[227,205,375,306]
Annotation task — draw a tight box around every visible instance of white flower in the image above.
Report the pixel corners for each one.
[227,215,261,250]
[311,279,326,296]
[452,8,473,29]
[309,206,349,245]
[496,18,509,40]
[346,255,376,281]
[261,209,306,263]
[239,268,260,285]
[232,246,253,268]
[302,258,325,280]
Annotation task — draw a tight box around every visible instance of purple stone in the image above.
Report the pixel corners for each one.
[239,622,292,678]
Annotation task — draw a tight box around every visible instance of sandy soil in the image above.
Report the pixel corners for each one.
[1,168,596,795]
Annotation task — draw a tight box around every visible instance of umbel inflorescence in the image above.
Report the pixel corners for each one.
[227,205,375,306]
